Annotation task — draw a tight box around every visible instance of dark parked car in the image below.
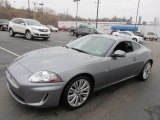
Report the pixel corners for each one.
[0,19,9,31]
[76,27,102,37]
[70,25,90,36]
[133,31,144,38]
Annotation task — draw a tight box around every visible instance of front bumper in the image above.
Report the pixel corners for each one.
[31,31,50,38]
[6,62,66,108]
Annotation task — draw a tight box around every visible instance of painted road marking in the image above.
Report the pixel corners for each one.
[0,47,20,57]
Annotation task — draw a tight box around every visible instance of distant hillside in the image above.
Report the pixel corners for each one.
[0,7,75,27]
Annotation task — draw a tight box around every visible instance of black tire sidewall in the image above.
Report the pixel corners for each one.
[62,76,92,110]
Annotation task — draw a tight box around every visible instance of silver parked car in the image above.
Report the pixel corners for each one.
[6,35,153,109]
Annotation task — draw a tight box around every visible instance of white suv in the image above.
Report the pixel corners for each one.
[9,18,50,40]
[112,31,144,43]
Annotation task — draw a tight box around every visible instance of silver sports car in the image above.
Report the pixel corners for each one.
[6,35,153,109]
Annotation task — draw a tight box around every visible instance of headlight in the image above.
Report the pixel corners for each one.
[29,71,63,83]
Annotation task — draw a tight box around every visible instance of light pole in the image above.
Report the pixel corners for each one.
[39,3,44,22]
[73,0,80,28]
[135,0,141,28]
[28,0,31,17]
[96,0,100,28]
[33,2,37,19]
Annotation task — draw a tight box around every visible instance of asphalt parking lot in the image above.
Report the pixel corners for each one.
[0,31,160,120]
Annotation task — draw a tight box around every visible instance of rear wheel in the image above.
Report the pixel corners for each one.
[139,61,152,81]
[0,26,3,31]
[62,76,92,110]
[9,28,15,37]
[25,30,32,40]
[70,31,74,36]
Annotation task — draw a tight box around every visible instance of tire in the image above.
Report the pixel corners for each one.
[43,37,49,40]
[9,28,15,37]
[70,31,74,36]
[0,26,3,31]
[62,76,92,110]
[76,34,79,38]
[139,61,152,81]
[25,30,32,40]
[132,38,137,42]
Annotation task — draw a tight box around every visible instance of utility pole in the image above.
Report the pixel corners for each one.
[39,3,44,22]
[73,0,80,28]
[96,0,100,28]
[135,0,141,28]
[33,2,37,19]
[28,0,31,17]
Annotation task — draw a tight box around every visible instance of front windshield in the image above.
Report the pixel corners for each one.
[25,19,42,26]
[66,36,115,57]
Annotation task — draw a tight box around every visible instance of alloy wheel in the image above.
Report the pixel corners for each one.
[67,79,90,107]
[143,62,151,80]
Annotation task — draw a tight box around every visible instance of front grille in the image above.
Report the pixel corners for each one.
[40,34,49,36]
[39,29,48,32]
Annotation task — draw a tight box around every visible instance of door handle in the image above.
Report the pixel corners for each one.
[133,57,137,61]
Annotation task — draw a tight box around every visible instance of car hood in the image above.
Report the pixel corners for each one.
[16,47,101,73]
[31,25,48,29]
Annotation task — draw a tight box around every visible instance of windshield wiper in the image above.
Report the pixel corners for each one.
[63,46,69,49]
[71,48,89,54]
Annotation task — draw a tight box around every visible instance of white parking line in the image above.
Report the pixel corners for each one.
[0,47,20,57]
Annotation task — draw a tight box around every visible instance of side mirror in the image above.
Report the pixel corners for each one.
[111,50,126,58]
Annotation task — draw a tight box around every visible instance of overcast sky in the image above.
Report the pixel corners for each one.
[12,0,160,22]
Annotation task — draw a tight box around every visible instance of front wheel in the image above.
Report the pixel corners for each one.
[25,31,33,40]
[139,61,152,81]
[62,76,92,110]
[9,28,15,37]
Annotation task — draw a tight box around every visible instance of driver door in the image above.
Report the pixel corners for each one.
[104,41,139,85]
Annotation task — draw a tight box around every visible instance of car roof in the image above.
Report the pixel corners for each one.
[12,18,37,21]
[87,34,133,42]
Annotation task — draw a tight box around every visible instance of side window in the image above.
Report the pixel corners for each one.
[19,20,25,25]
[12,19,20,24]
[113,41,133,53]
[132,42,141,51]
[119,32,124,34]
[124,32,131,36]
